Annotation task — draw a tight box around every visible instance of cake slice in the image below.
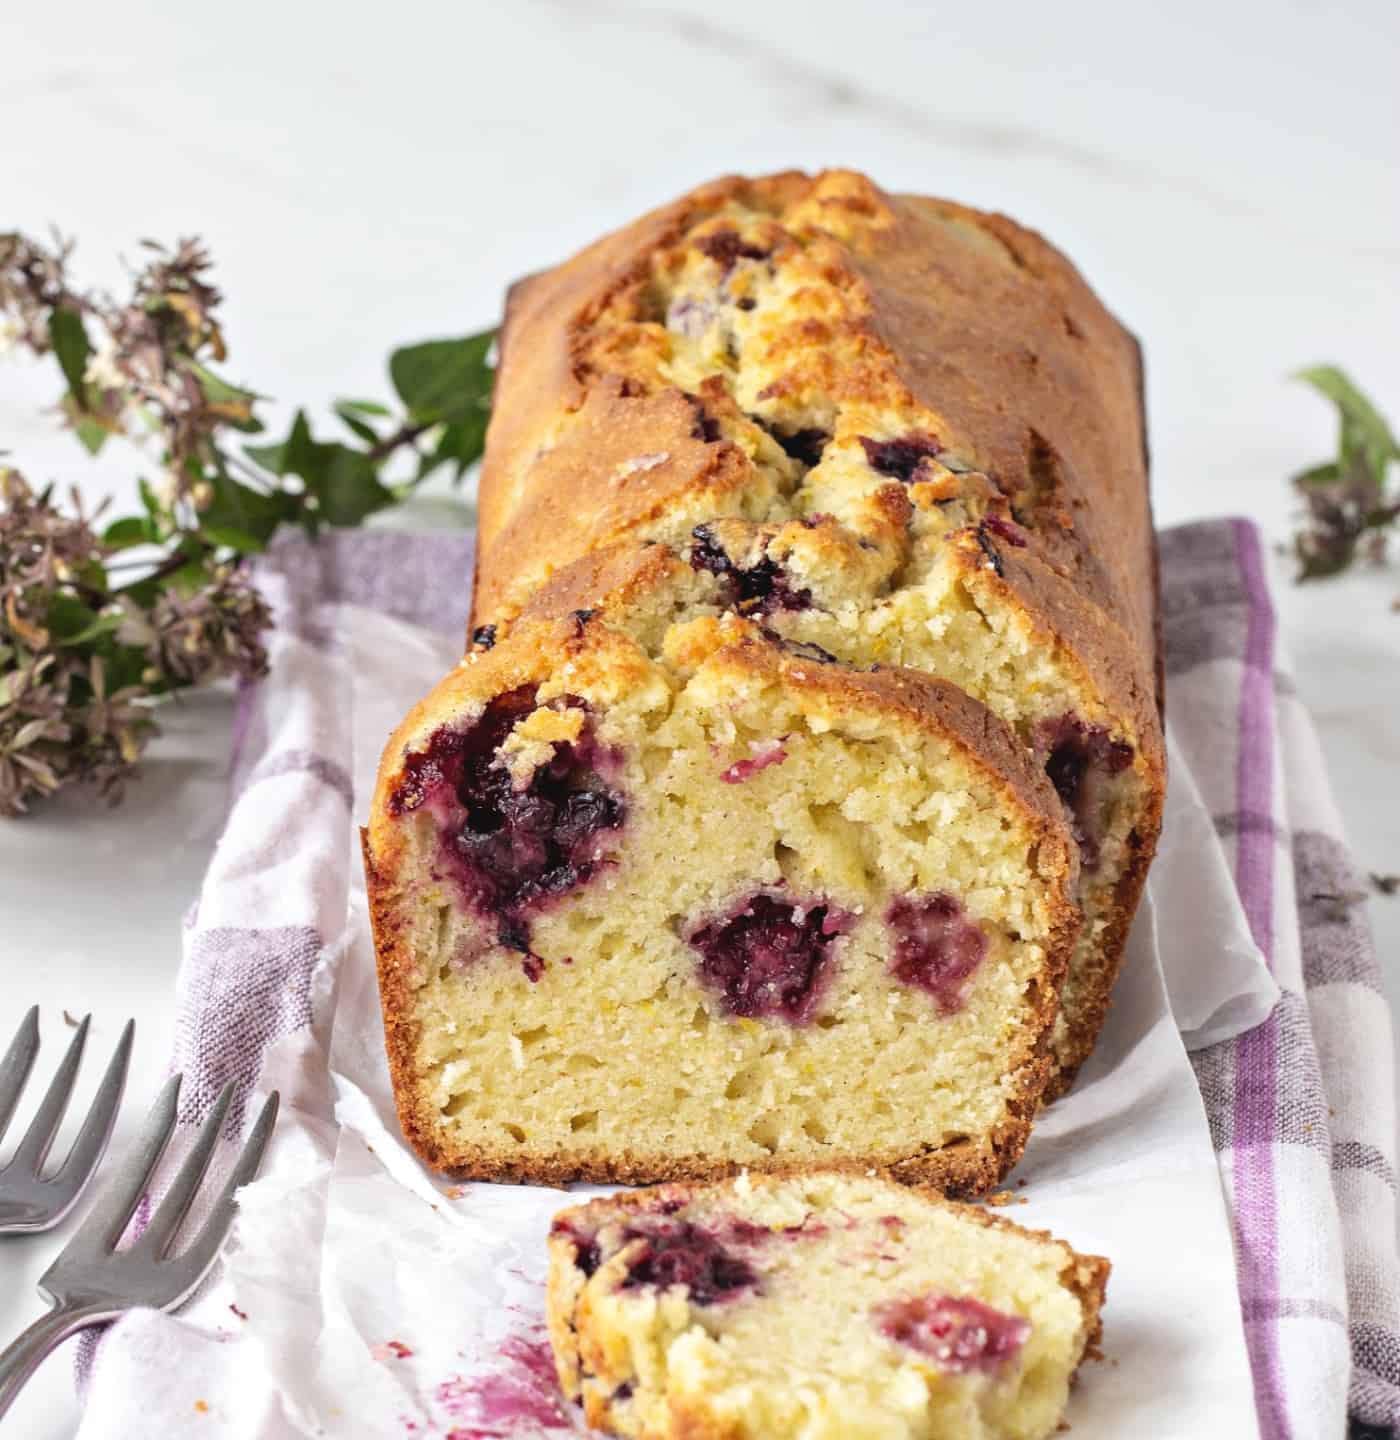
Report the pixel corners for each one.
[547,1171,1109,1440]
[364,594,1079,1193]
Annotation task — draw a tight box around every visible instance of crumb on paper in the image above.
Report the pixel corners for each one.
[372,1340,415,1361]
[229,1303,248,1321]
[194,1400,209,1415]
[63,1009,80,1027]
[1372,872,1399,896]
[985,1190,1015,1207]
[444,1185,466,1200]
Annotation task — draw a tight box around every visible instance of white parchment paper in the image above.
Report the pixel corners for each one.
[76,605,1279,1438]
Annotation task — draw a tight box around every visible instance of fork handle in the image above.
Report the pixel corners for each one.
[0,1303,106,1420]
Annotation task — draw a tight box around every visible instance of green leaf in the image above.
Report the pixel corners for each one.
[75,558,110,593]
[164,559,217,597]
[103,642,153,694]
[1296,544,1356,581]
[63,613,124,646]
[138,476,168,524]
[388,329,495,425]
[264,413,394,528]
[49,307,92,396]
[1296,366,1400,477]
[336,398,392,417]
[244,439,288,475]
[200,468,298,545]
[333,402,381,445]
[74,417,109,455]
[418,411,489,483]
[185,361,264,433]
[312,446,395,526]
[46,592,121,647]
[243,409,315,479]
[1291,462,1342,491]
[103,516,153,550]
[201,524,266,554]
[281,410,320,476]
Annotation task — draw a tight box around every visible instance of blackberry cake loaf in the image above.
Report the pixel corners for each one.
[365,597,1079,1189]
[547,1172,1109,1440]
[467,169,1164,1091]
[364,168,1164,1188]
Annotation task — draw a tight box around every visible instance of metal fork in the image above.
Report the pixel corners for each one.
[0,1073,279,1419]
[0,1008,134,1235]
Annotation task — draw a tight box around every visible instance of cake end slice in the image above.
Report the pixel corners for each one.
[547,1171,1108,1440]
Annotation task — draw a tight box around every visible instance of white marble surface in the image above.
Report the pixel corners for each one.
[1,0,1397,1433]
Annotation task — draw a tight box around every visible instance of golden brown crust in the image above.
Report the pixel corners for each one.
[475,174,776,584]
[472,171,1155,661]
[474,380,759,624]
[944,529,1166,1087]
[363,825,438,1171]
[852,194,1156,661]
[511,539,694,630]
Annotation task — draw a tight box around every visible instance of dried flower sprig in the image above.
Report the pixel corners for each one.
[0,230,494,815]
[1290,366,1399,581]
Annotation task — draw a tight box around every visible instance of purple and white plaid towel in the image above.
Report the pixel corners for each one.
[70,518,1396,1439]
[1159,521,1399,1435]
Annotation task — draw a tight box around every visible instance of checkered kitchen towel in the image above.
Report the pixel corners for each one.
[1158,520,1398,1435]
[80,517,1399,1437]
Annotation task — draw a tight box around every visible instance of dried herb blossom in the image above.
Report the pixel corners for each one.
[1,230,495,815]
[1290,366,1399,581]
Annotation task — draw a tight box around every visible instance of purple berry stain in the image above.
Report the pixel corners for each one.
[690,524,811,614]
[886,894,988,1015]
[720,738,788,784]
[686,890,852,1024]
[876,1293,1031,1374]
[980,513,1028,547]
[433,1325,572,1437]
[859,431,943,483]
[389,687,627,965]
[1034,714,1133,869]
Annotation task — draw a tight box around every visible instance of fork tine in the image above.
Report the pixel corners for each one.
[0,1006,40,1145]
[68,1073,181,1254]
[6,1015,89,1177]
[50,1019,134,1196]
[171,1091,278,1283]
[132,1081,234,1260]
